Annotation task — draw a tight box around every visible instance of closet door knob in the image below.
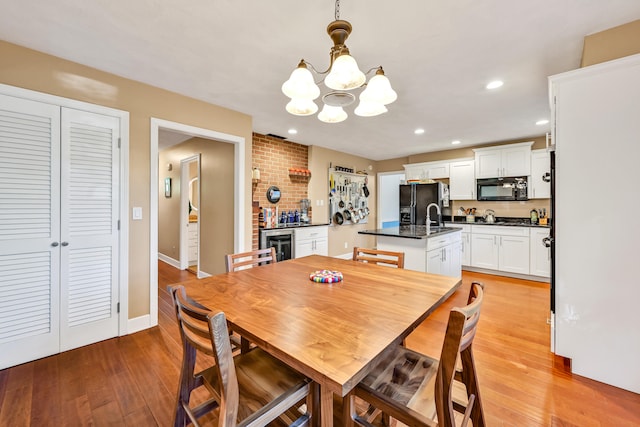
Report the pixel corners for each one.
[51,242,59,247]
[61,241,69,247]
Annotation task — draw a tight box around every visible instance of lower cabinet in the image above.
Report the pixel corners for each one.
[425,232,462,278]
[188,222,198,264]
[529,228,551,278]
[294,226,328,258]
[470,226,530,274]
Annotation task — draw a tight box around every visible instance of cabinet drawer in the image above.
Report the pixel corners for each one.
[295,226,328,241]
[471,225,529,237]
[426,231,460,251]
[445,223,470,233]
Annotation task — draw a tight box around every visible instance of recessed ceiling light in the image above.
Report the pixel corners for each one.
[536,119,549,126]
[451,140,461,145]
[414,128,425,135]
[288,128,298,134]
[486,80,504,90]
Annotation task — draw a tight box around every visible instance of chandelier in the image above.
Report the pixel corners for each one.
[281,0,397,123]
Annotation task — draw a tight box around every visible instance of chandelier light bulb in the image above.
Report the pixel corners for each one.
[318,104,348,123]
[282,65,320,100]
[354,100,387,117]
[286,98,319,116]
[325,54,366,91]
[360,71,397,105]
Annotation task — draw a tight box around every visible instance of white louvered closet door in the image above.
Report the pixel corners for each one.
[59,108,119,351]
[0,95,61,369]
[0,94,121,369]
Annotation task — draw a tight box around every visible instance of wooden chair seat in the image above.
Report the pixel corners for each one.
[352,247,405,268]
[349,282,486,427]
[170,285,312,427]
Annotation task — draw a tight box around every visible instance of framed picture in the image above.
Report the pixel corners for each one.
[164,177,172,198]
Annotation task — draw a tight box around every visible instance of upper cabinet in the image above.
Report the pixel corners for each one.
[529,149,551,199]
[473,142,533,178]
[449,159,475,200]
[404,160,450,181]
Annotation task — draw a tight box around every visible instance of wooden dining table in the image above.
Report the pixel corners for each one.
[174,254,461,427]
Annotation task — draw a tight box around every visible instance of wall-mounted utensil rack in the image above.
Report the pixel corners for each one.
[328,168,370,226]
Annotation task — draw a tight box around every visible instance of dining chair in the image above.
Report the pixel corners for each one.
[352,247,405,268]
[225,247,277,272]
[169,285,312,427]
[224,247,277,352]
[348,281,486,427]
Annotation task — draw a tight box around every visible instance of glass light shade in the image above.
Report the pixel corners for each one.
[286,98,318,116]
[282,67,320,100]
[318,104,347,123]
[360,74,397,105]
[354,100,387,117]
[325,54,366,91]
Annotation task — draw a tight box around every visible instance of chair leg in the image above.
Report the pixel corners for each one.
[173,345,197,427]
[460,348,486,427]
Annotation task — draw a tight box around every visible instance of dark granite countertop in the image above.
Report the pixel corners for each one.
[446,216,551,228]
[359,225,462,240]
[259,223,329,231]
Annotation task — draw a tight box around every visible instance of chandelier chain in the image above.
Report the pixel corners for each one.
[335,0,340,20]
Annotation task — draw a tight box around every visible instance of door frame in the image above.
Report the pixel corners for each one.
[150,118,245,328]
[179,154,200,273]
[0,83,130,336]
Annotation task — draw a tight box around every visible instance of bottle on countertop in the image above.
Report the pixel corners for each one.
[288,210,295,224]
[294,210,300,224]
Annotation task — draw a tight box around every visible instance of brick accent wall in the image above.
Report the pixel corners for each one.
[252,132,309,215]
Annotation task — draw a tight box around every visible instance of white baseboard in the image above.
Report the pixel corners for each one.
[127,314,155,334]
[462,266,550,283]
[158,253,180,269]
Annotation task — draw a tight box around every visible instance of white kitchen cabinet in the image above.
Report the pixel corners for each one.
[187,222,198,264]
[529,227,551,278]
[446,223,471,266]
[529,149,551,199]
[449,159,475,200]
[294,226,328,258]
[425,231,462,278]
[470,225,529,274]
[473,142,533,178]
[403,160,450,180]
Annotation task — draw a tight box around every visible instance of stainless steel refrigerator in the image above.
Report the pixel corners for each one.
[399,183,449,226]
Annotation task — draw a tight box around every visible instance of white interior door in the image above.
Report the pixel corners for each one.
[59,108,120,351]
[0,94,121,368]
[0,94,61,369]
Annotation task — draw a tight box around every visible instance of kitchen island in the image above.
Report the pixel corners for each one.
[359,225,462,278]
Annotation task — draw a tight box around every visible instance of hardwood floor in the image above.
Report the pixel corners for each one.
[1,263,638,426]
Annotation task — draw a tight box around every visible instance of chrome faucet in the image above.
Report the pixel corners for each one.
[426,203,441,234]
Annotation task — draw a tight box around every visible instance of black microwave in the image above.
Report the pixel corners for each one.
[477,177,528,201]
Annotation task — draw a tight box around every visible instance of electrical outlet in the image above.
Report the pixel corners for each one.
[344,242,348,249]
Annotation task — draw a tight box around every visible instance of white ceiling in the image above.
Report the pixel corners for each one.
[2,1,639,160]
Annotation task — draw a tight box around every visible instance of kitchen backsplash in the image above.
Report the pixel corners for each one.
[448,199,551,220]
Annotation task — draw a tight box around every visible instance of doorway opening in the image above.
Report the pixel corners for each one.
[150,118,246,328]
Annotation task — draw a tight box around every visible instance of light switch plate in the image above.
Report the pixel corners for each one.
[132,207,143,220]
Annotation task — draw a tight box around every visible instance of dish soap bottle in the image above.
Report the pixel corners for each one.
[530,209,538,225]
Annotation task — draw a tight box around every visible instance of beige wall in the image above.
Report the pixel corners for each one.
[0,40,253,319]
[308,146,377,256]
[158,137,235,275]
[581,19,640,67]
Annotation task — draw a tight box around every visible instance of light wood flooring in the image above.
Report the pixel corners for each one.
[0,263,638,426]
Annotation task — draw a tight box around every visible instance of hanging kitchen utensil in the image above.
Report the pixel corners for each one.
[343,209,352,221]
[362,176,370,197]
[333,211,344,225]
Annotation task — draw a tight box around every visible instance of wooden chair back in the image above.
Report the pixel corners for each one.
[435,282,484,427]
[352,247,405,268]
[225,247,277,272]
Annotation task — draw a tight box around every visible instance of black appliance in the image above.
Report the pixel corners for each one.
[399,182,449,225]
[259,228,294,261]
[476,177,528,201]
